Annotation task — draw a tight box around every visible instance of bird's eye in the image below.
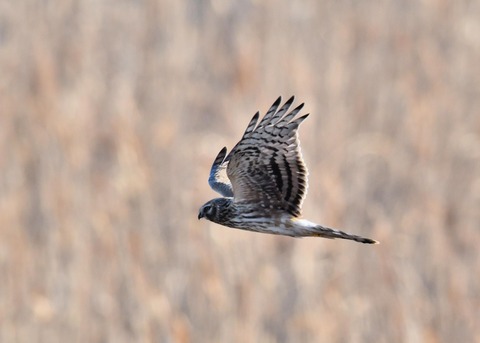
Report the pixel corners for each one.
[206,205,214,215]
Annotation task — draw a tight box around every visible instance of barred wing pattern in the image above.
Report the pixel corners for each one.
[202,96,378,244]
[224,96,309,217]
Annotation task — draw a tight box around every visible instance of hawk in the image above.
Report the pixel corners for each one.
[198,96,378,244]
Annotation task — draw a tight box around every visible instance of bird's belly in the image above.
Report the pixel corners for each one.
[229,216,298,236]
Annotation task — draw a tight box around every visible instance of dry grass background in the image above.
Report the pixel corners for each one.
[1,0,480,342]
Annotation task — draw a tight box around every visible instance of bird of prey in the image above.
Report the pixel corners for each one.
[198,96,378,244]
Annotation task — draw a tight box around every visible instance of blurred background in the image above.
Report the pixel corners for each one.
[1,0,479,342]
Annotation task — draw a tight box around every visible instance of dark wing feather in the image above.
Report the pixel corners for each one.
[226,96,309,217]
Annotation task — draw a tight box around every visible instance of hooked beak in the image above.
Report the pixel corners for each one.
[198,211,204,220]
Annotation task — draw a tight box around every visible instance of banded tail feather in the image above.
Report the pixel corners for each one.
[308,224,378,244]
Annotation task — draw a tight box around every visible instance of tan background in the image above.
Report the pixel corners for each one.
[1,0,479,342]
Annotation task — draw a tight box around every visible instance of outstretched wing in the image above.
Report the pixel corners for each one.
[208,109,261,197]
[208,147,234,197]
[226,96,309,217]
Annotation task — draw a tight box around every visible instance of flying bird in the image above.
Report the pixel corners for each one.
[198,96,378,244]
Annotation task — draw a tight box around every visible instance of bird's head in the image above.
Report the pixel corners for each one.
[198,198,232,223]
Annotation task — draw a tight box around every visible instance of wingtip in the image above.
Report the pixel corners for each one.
[295,102,305,111]
[214,147,228,162]
[291,113,309,127]
[273,96,282,107]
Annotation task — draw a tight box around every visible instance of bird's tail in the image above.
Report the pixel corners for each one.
[308,224,378,244]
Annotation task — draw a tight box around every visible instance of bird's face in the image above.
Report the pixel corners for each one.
[198,197,232,223]
[198,200,218,221]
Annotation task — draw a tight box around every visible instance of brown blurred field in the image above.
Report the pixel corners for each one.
[1,1,480,342]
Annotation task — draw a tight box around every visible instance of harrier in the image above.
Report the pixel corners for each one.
[198,97,378,244]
